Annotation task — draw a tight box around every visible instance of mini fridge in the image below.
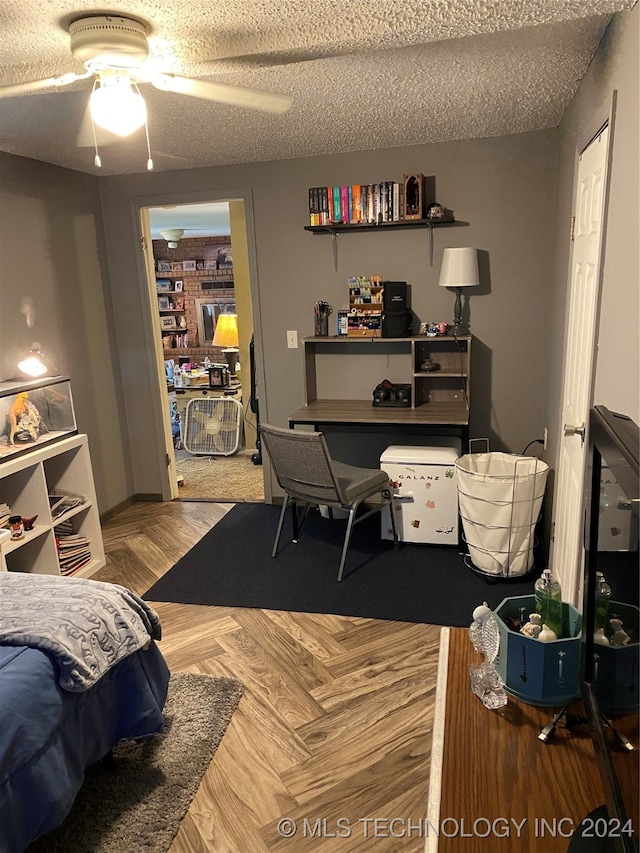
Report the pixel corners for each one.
[380,445,459,544]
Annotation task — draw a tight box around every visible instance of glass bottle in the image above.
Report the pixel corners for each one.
[594,571,611,633]
[534,568,563,639]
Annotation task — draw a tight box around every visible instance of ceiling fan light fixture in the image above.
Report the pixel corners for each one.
[160,229,184,248]
[89,69,147,136]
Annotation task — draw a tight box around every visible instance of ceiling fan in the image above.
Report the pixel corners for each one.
[0,13,293,166]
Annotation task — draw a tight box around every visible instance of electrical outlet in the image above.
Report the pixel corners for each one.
[287,330,298,349]
[543,427,548,450]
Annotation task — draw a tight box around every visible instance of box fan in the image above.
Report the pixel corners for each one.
[183,398,243,456]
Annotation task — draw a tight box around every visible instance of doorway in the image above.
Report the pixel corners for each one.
[142,198,264,502]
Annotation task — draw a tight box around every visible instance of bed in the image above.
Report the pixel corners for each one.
[0,572,170,853]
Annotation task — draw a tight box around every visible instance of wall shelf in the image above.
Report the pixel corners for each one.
[304,219,468,270]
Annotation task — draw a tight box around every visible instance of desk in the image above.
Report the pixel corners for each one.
[290,335,471,453]
[288,399,469,450]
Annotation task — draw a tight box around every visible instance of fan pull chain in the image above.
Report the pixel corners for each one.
[89,79,102,168]
[132,81,154,171]
[144,120,153,171]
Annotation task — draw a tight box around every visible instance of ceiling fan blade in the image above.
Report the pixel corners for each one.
[0,71,91,99]
[148,73,292,114]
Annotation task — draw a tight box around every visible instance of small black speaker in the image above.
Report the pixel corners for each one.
[381,310,413,338]
[382,281,408,312]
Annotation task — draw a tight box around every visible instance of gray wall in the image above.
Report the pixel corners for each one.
[0,154,132,511]
[99,127,558,494]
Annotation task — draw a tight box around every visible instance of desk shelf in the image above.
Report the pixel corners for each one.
[296,336,471,449]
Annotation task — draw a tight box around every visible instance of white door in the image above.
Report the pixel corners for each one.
[551,124,610,607]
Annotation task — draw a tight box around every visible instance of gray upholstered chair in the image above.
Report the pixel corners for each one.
[260,423,398,581]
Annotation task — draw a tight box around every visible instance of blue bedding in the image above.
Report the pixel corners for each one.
[0,640,170,853]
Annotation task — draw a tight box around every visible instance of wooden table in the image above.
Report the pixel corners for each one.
[427,628,612,853]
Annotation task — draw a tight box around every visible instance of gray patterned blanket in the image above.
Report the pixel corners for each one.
[0,572,162,692]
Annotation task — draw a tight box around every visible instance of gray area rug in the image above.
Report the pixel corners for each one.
[28,672,245,853]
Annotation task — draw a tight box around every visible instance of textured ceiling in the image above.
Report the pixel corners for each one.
[149,202,230,239]
[0,0,635,176]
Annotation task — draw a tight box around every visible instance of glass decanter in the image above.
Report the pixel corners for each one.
[468,603,508,710]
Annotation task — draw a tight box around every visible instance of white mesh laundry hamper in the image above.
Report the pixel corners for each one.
[455,451,549,577]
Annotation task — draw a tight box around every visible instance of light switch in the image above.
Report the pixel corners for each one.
[287,330,298,349]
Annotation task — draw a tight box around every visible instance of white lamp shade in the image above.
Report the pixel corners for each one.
[438,247,479,288]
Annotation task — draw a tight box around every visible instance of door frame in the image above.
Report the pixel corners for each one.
[550,92,617,606]
[129,186,272,501]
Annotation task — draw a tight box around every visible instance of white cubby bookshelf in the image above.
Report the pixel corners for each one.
[0,434,105,577]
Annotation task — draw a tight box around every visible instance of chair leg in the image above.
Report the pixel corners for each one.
[385,488,400,550]
[272,496,290,557]
[337,503,359,582]
[291,499,300,542]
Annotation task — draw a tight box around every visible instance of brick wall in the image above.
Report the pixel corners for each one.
[153,236,234,362]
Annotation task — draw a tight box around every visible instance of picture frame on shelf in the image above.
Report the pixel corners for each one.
[173,295,185,310]
[160,316,177,330]
[156,279,172,293]
[157,296,171,310]
[174,279,184,291]
[209,366,225,387]
[171,261,183,272]
[215,246,233,268]
[196,259,205,270]
[157,260,172,272]
[182,260,197,271]
[204,259,217,270]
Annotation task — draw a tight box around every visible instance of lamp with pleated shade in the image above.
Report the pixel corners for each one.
[212,313,239,376]
[438,247,479,336]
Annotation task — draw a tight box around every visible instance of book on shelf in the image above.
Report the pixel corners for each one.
[48,490,87,519]
[55,526,91,575]
[308,180,409,226]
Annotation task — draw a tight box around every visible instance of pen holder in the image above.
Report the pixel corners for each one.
[315,315,329,336]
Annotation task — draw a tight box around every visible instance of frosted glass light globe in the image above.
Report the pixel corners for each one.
[90,84,147,136]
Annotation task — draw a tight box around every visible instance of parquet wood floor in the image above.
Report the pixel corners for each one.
[95,500,440,852]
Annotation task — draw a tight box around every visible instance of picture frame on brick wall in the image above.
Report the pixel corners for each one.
[157,260,172,272]
[171,262,183,272]
[182,260,197,271]
[215,246,232,268]
[174,280,183,291]
[204,260,217,270]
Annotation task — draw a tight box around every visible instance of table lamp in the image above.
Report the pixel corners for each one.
[438,248,479,336]
[212,313,239,377]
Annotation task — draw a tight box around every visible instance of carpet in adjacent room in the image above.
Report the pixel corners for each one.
[144,503,542,627]
[27,672,244,853]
